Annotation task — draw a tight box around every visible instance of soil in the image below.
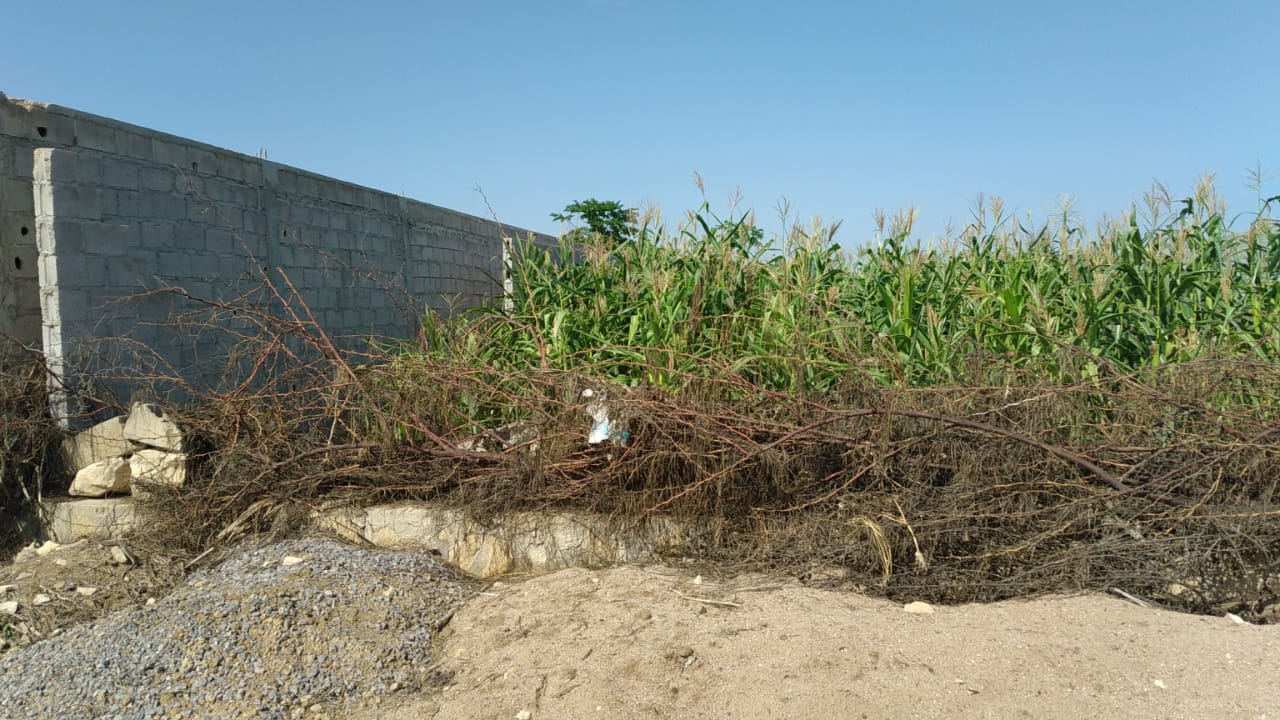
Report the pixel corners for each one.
[370,566,1280,720]
[3,542,1278,719]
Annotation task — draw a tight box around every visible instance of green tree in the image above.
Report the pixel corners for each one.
[551,199,636,243]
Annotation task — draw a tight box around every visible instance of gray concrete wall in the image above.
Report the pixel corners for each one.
[0,95,44,346]
[1,93,549,411]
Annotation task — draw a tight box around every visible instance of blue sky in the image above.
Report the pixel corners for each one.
[2,0,1276,244]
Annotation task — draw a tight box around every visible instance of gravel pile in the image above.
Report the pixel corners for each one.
[0,538,476,719]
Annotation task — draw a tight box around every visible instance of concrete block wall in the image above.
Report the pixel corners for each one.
[0,94,44,346]
[1,93,550,410]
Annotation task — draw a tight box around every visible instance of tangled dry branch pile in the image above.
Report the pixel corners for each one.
[0,343,64,556]
[65,271,1277,622]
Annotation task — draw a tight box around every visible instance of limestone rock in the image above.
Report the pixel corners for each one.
[129,448,187,491]
[124,403,183,451]
[69,458,132,497]
[62,416,130,473]
[903,601,935,615]
[34,540,62,556]
[0,600,18,615]
[41,499,138,542]
[454,533,513,578]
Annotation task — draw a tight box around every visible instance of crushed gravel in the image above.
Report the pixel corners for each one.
[0,538,476,719]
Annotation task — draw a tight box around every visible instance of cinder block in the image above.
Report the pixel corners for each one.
[112,189,148,217]
[186,147,216,175]
[243,161,264,186]
[140,166,175,192]
[139,222,174,248]
[115,130,155,161]
[89,222,134,257]
[72,120,118,153]
[16,112,75,146]
[275,169,297,193]
[56,185,105,221]
[2,178,33,212]
[147,191,186,220]
[151,139,187,168]
[216,156,246,182]
[100,160,139,189]
[242,210,268,234]
[204,227,235,253]
[155,250,193,277]
[106,254,152,287]
[12,145,35,178]
[296,175,318,198]
[186,198,214,223]
[174,223,204,250]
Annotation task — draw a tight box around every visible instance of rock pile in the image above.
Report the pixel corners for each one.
[65,403,187,498]
[0,538,475,719]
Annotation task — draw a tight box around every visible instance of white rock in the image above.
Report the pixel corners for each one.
[32,594,51,606]
[515,711,532,720]
[69,457,132,497]
[903,601,935,615]
[281,555,304,566]
[0,585,14,594]
[1153,679,1167,689]
[109,546,130,565]
[123,403,183,452]
[129,448,187,491]
[146,597,156,605]
[693,575,703,585]
[34,540,62,556]
[76,586,98,596]
[1225,612,1247,625]
[62,416,130,473]
[0,601,18,614]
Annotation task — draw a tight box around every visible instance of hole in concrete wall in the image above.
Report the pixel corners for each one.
[191,162,199,172]
[13,257,21,270]
[20,226,29,235]
[282,229,288,237]
[36,126,48,138]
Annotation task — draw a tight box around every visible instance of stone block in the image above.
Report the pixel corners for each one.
[69,457,131,497]
[453,533,513,577]
[320,503,689,579]
[123,402,183,451]
[62,415,130,472]
[41,497,138,542]
[128,448,186,490]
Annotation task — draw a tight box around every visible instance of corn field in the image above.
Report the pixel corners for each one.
[426,180,1280,395]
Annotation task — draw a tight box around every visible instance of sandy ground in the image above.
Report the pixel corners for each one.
[365,565,1279,720]
[4,543,1277,719]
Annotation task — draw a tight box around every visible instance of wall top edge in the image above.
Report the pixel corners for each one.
[2,94,551,241]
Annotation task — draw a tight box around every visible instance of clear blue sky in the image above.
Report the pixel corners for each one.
[2,0,1276,244]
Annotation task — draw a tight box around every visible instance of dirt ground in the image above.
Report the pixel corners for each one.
[4,543,1278,719]
[368,565,1279,720]
[0,538,183,649]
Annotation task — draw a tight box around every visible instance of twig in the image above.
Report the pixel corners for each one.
[1109,587,1153,609]
[672,589,741,608]
[184,546,217,570]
